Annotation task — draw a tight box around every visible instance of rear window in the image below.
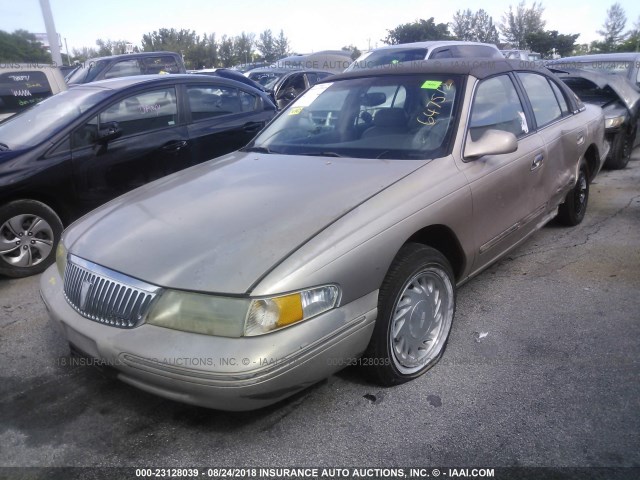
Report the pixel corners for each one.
[352,48,428,70]
[0,71,53,115]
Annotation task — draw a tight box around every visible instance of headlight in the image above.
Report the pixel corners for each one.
[605,115,625,129]
[244,285,340,336]
[146,285,340,337]
[147,290,249,337]
[55,242,67,278]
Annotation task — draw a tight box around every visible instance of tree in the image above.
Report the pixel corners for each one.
[525,30,580,58]
[234,32,255,65]
[71,46,99,62]
[473,10,500,44]
[342,45,362,60]
[142,28,198,55]
[500,1,546,49]
[451,9,475,41]
[617,15,640,52]
[451,9,499,44]
[257,29,277,62]
[95,39,134,56]
[383,18,452,45]
[0,29,51,63]
[597,3,627,52]
[274,30,290,59]
[218,35,236,67]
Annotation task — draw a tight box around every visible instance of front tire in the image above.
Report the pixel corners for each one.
[605,127,635,170]
[0,200,63,278]
[557,160,589,227]
[364,243,456,386]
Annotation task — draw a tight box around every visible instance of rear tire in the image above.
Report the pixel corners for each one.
[0,200,63,278]
[557,160,589,226]
[363,243,456,386]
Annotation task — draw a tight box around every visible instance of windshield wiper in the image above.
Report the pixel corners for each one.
[0,142,10,152]
[298,151,343,157]
[242,146,275,154]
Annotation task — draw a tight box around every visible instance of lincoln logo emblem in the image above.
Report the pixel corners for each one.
[80,280,93,310]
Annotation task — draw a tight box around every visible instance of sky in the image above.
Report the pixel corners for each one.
[1,0,639,55]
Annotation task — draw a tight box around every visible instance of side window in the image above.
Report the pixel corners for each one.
[99,88,177,137]
[72,116,98,148]
[469,75,529,140]
[431,49,452,59]
[104,60,142,79]
[239,90,258,112]
[306,73,318,86]
[187,85,242,121]
[517,73,562,127]
[549,80,569,115]
[282,74,306,95]
[142,56,181,74]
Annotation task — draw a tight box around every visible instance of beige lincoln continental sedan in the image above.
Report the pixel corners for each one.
[40,59,608,410]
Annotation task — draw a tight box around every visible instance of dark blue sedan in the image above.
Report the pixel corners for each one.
[0,74,276,277]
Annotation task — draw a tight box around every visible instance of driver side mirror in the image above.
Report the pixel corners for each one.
[97,121,122,144]
[464,129,517,160]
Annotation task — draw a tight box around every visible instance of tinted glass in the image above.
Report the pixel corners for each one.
[518,73,561,127]
[103,59,142,79]
[0,71,53,115]
[469,75,528,140]
[100,88,177,137]
[187,86,244,121]
[351,48,428,69]
[549,80,569,115]
[66,59,109,84]
[249,74,461,159]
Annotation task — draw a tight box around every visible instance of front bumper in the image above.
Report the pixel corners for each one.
[40,265,378,411]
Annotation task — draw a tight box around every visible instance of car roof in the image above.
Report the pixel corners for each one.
[369,41,499,51]
[329,58,546,81]
[70,74,267,94]
[85,51,181,62]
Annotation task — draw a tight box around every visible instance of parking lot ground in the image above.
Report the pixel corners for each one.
[1,152,639,473]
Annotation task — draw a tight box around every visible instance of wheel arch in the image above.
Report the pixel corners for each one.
[0,192,72,225]
[404,224,467,282]
[583,143,599,182]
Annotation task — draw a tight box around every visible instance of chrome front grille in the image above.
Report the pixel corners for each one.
[63,255,161,328]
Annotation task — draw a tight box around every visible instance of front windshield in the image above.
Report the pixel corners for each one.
[247,74,461,160]
[348,48,428,70]
[0,87,110,150]
[66,59,109,84]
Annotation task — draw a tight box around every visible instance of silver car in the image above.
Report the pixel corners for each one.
[40,59,607,410]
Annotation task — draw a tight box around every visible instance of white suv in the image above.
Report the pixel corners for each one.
[345,41,502,71]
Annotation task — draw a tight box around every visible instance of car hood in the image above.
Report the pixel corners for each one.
[65,152,429,294]
[550,67,640,115]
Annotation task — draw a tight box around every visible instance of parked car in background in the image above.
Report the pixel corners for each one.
[345,41,502,71]
[40,59,606,411]
[547,53,640,88]
[0,74,275,278]
[272,50,353,73]
[247,68,333,109]
[549,66,639,169]
[187,68,266,92]
[501,50,542,61]
[65,51,186,85]
[0,64,66,121]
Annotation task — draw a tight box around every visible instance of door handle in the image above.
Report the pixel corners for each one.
[243,122,263,133]
[531,153,544,170]
[162,140,188,152]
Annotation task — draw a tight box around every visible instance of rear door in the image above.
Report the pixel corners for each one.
[515,71,583,213]
[71,85,190,210]
[185,82,271,161]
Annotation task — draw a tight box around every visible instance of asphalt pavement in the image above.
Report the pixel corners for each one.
[1,152,639,474]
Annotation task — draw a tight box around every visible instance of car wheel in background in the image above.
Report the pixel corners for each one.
[558,159,590,226]
[605,127,635,170]
[0,200,63,278]
[364,243,456,386]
